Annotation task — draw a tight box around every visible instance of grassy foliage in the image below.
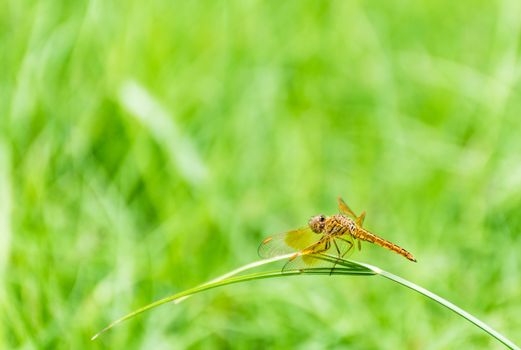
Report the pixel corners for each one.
[2,0,521,348]
[92,255,519,349]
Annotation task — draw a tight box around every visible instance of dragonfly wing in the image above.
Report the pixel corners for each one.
[259,227,360,271]
[337,197,357,218]
[284,254,327,271]
[283,235,359,271]
[283,239,332,271]
[258,227,321,259]
[355,211,366,227]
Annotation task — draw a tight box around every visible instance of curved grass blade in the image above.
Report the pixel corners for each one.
[174,253,294,304]
[174,253,371,305]
[92,254,520,350]
[91,258,374,340]
[352,260,520,350]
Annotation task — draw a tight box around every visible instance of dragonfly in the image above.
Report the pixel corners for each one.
[258,197,417,271]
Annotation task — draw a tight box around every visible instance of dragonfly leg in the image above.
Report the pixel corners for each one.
[333,239,341,256]
[337,237,354,256]
[328,239,345,275]
[322,240,333,274]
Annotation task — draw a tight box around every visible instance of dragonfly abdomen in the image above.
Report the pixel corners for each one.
[356,228,417,262]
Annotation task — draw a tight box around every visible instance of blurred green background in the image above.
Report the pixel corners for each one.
[1,0,521,349]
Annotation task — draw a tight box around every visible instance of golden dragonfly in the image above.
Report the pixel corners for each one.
[258,197,416,270]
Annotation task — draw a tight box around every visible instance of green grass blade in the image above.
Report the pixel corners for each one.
[174,253,294,304]
[354,260,520,350]
[91,258,374,340]
[92,254,519,350]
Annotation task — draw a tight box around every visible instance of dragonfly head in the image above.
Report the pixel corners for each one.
[308,214,326,233]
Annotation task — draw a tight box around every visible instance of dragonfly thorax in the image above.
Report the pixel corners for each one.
[308,214,327,233]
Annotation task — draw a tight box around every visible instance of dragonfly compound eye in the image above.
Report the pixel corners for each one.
[308,214,326,233]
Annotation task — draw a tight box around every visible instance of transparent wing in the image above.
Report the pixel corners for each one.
[283,234,359,271]
[283,239,331,271]
[258,227,321,258]
[338,197,357,218]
